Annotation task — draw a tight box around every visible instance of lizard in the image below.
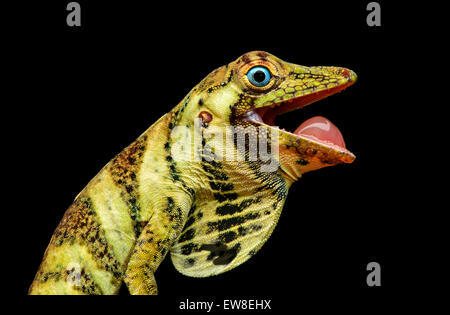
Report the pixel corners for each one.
[29,51,357,295]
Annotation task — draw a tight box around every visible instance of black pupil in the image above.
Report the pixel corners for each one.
[253,70,266,83]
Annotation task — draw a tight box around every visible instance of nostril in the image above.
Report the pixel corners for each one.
[341,69,350,77]
[340,68,357,82]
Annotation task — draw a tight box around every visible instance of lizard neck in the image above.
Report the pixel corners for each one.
[163,99,293,221]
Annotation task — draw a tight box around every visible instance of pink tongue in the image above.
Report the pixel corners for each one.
[294,116,346,148]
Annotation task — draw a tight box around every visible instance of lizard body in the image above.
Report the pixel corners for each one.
[29,51,356,295]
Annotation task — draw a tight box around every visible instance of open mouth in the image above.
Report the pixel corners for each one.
[242,82,356,160]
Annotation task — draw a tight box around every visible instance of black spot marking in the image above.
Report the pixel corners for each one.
[216,197,262,216]
[180,243,200,255]
[168,161,181,182]
[218,231,238,243]
[187,203,196,218]
[296,158,309,165]
[184,216,196,229]
[39,271,61,283]
[201,163,228,181]
[226,70,234,84]
[214,243,241,265]
[201,243,228,261]
[209,181,234,192]
[164,197,183,222]
[186,187,195,197]
[237,224,263,236]
[185,258,196,268]
[168,116,177,130]
[213,192,238,202]
[203,159,222,169]
[206,212,261,233]
[257,51,269,58]
[241,54,251,64]
[178,228,196,243]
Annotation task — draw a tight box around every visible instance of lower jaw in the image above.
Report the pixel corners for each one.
[277,140,355,182]
[242,117,355,162]
[270,125,356,181]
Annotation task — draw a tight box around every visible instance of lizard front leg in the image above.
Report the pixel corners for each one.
[124,193,192,295]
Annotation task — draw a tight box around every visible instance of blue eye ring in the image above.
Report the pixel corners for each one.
[246,66,272,87]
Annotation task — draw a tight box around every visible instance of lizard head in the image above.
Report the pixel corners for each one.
[178,51,357,182]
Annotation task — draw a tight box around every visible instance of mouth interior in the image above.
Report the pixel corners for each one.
[242,92,350,152]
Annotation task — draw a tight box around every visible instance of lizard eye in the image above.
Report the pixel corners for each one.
[247,66,271,87]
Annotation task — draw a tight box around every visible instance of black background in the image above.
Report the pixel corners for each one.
[7,0,442,310]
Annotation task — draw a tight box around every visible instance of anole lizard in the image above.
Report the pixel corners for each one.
[29,51,357,295]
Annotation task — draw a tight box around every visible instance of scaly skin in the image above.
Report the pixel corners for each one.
[29,51,357,295]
